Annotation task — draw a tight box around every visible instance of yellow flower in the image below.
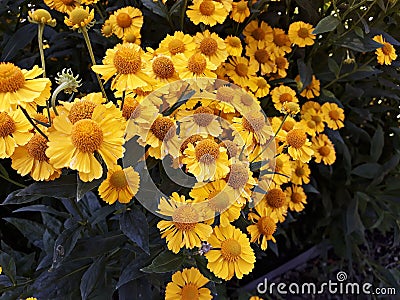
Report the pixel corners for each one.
[295,75,320,99]
[226,161,257,204]
[291,160,311,185]
[98,165,140,204]
[81,0,99,4]
[173,53,217,80]
[225,35,243,56]
[230,0,250,23]
[273,55,289,78]
[225,56,258,88]
[46,105,125,182]
[266,153,291,185]
[288,21,316,47]
[120,96,158,123]
[122,31,141,45]
[11,129,61,181]
[64,6,94,29]
[0,110,33,158]
[321,102,345,130]
[246,41,276,75]
[249,297,264,300]
[26,298,37,300]
[205,224,256,280]
[44,0,80,13]
[373,35,397,65]
[101,20,113,38]
[143,53,180,85]
[92,43,154,92]
[270,27,292,56]
[232,110,272,146]
[28,9,56,27]
[108,6,143,39]
[256,180,288,222]
[187,0,228,27]
[0,63,51,112]
[312,134,336,165]
[182,138,230,181]
[270,85,298,112]
[285,185,307,212]
[157,193,213,253]
[243,21,274,46]
[179,105,223,137]
[271,116,297,142]
[158,31,196,57]
[249,77,270,98]
[247,204,279,250]
[194,30,228,66]
[300,102,325,134]
[284,126,314,163]
[165,268,212,300]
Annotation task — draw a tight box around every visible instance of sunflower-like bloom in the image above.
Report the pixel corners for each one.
[295,75,320,99]
[179,105,223,137]
[187,0,229,27]
[270,85,298,112]
[288,21,316,47]
[158,31,196,57]
[28,9,56,27]
[225,56,258,88]
[109,6,143,39]
[157,193,213,254]
[101,20,113,38]
[262,153,291,185]
[256,180,288,222]
[225,36,243,56]
[0,110,33,158]
[122,31,141,45]
[243,21,274,46]
[246,41,276,75]
[44,0,80,13]
[321,102,345,130]
[92,43,154,92]
[283,126,314,163]
[273,55,290,78]
[225,161,257,204]
[312,133,336,165]
[247,204,279,250]
[64,6,94,30]
[57,92,106,122]
[46,105,125,182]
[142,53,180,85]
[270,27,292,56]
[230,0,250,23]
[205,224,256,280]
[291,160,311,185]
[173,53,217,81]
[194,30,228,66]
[0,63,51,113]
[373,35,397,65]
[285,185,307,212]
[165,268,212,300]
[98,165,140,204]
[249,77,270,98]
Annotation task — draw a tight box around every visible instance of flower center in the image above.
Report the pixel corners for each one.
[200,37,218,56]
[0,62,25,93]
[216,86,235,103]
[172,205,198,230]
[236,1,248,12]
[274,32,287,46]
[62,0,75,4]
[168,39,185,55]
[68,100,97,124]
[195,139,220,164]
[295,166,305,177]
[275,57,287,69]
[235,63,248,77]
[71,119,103,153]
[122,97,141,120]
[274,157,283,171]
[291,192,303,203]
[319,145,331,156]
[32,9,52,22]
[282,120,295,132]
[257,216,276,236]
[240,93,253,106]
[307,120,316,129]
[0,112,16,137]
[220,140,238,158]
[252,28,265,41]
[228,36,241,47]
[102,24,113,36]
[297,28,310,39]
[180,134,203,153]
[109,169,128,189]
[181,284,199,300]
[329,110,340,120]
[312,115,322,123]
[113,46,142,74]
[199,0,215,16]
[242,111,265,133]
[256,77,268,88]
[150,117,175,141]
[124,32,137,43]
[152,56,175,79]
[228,163,249,189]
[26,134,49,162]
[221,238,242,261]
[286,129,306,149]
[382,43,392,55]
[33,113,49,125]
[207,190,229,212]
[188,54,207,75]
[279,92,293,103]
[193,106,214,127]
[265,188,286,208]
[116,12,132,28]
[69,7,89,26]
[254,49,269,64]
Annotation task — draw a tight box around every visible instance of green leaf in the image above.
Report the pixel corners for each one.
[194,255,222,283]
[346,197,364,234]
[141,250,184,273]
[13,204,69,218]
[249,160,268,171]
[80,256,105,300]
[337,32,383,52]
[328,58,340,77]
[312,15,340,34]
[370,125,384,162]
[117,253,151,289]
[3,217,45,249]
[1,23,36,60]
[120,207,150,254]
[77,174,104,201]
[141,0,168,18]
[297,59,313,89]
[169,0,184,15]
[351,163,382,179]
[1,189,41,205]
[0,251,16,285]
[353,26,364,38]
[51,224,83,269]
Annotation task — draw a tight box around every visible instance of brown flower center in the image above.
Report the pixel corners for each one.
[275,57,287,69]
[221,238,241,261]
[295,166,305,177]
[228,36,241,48]
[0,63,25,93]
[254,49,269,64]
[180,134,203,153]
[109,169,128,189]
[32,9,52,22]
[200,37,218,56]
[69,7,89,26]
[207,190,229,212]
[252,28,266,41]
[286,129,306,149]
[329,110,340,120]
[62,0,75,4]
[282,120,295,132]
[279,92,293,103]
[256,77,268,88]
[122,97,140,120]
[26,134,48,162]
[188,54,207,75]
[265,188,286,208]
[382,43,392,55]
[152,56,175,79]
[312,115,322,124]
[240,93,253,106]
[193,106,214,127]
[172,205,198,230]
[0,112,16,137]
[195,139,220,164]
[220,140,238,159]
[236,1,248,12]
[150,117,175,141]
[257,216,276,236]
[297,28,310,39]
[235,63,248,77]
[274,32,288,46]
[291,192,303,203]
[116,12,132,28]
[181,284,199,300]
[216,86,235,103]
[71,119,103,153]
[199,0,215,16]
[319,145,331,156]
[242,111,265,133]
[68,100,97,124]
[307,120,316,129]
[113,46,142,74]
[168,39,185,55]
[124,32,137,43]
[227,163,249,189]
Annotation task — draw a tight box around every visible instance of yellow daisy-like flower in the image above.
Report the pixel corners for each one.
[64,6,94,30]
[158,32,196,57]
[28,9,56,27]
[249,76,270,98]
[165,267,212,300]
[46,105,125,182]
[270,85,298,112]
[81,0,99,4]
[288,21,316,47]
[0,110,33,158]
[0,63,51,112]
[284,126,314,163]
[230,0,250,23]
[243,21,274,46]
[11,129,61,181]
[179,106,223,137]
[246,41,276,75]
[232,110,272,146]
[226,161,257,204]
[157,192,213,254]
[173,53,217,80]
[312,134,336,165]
[273,56,289,78]
[321,102,345,130]
[300,103,325,134]
[182,138,230,182]
[225,35,243,56]
[225,56,258,88]
[98,165,140,204]
[194,30,228,66]
[249,297,263,300]
[120,96,158,123]
[122,30,141,45]
[44,0,80,13]
[187,0,228,27]
[25,297,37,300]
[285,185,307,212]
[266,153,291,185]
[92,43,154,92]
[143,53,180,85]
[101,20,113,38]
[373,35,397,65]
[271,115,297,142]
[108,6,143,39]
[205,224,256,280]
[295,75,320,99]
[301,100,321,114]
[247,204,279,250]
[291,160,311,185]
[257,180,288,222]
[270,27,292,56]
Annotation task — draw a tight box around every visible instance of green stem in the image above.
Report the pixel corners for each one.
[50,81,69,116]
[19,106,48,141]
[81,27,108,101]
[180,0,188,31]
[0,173,26,188]
[120,90,126,111]
[38,23,46,78]
[94,3,105,21]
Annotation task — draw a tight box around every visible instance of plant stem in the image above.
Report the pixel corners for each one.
[19,106,48,141]
[38,23,46,77]
[0,173,26,188]
[180,0,188,31]
[120,90,126,110]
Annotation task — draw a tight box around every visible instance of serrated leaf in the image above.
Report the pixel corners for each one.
[141,250,184,273]
[80,256,105,300]
[120,207,150,254]
[313,15,340,34]
[370,125,384,162]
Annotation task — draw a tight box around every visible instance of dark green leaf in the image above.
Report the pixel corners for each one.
[351,163,382,179]
[13,204,69,218]
[337,32,383,52]
[194,255,222,283]
[51,224,83,269]
[1,24,36,61]
[0,252,16,285]
[142,0,168,18]
[120,207,150,254]
[328,58,340,77]
[170,0,184,15]
[117,253,151,289]
[77,175,104,201]
[297,59,313,89]
[353,26,364,38]
[1,189,41,205]
[346,197,364,234]
[80,256,105,300]
[312,15,340,34]
[370,125,384,162]
[141,250,184,273]
[250,160,268,171]
[3,218,45,249]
